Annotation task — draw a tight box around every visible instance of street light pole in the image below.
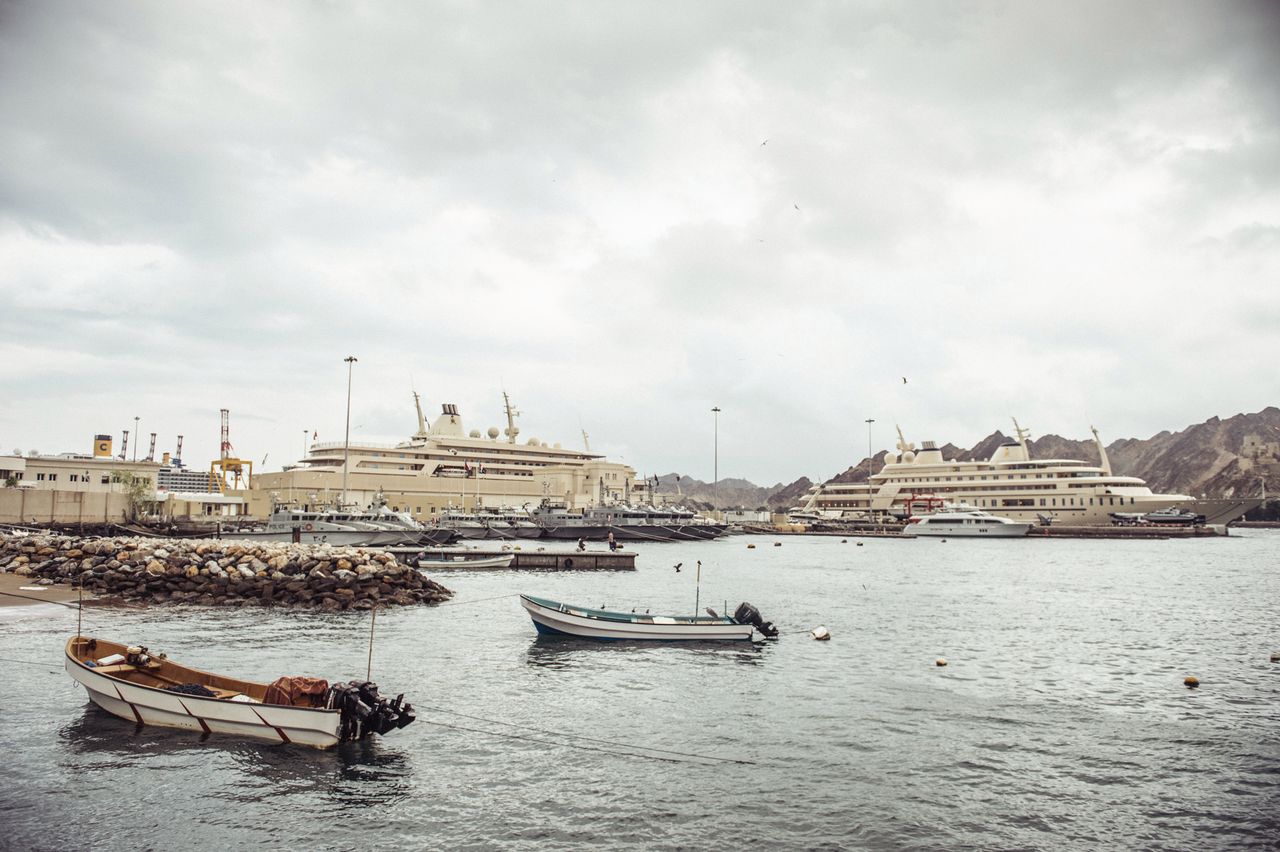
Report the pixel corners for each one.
[341,356,358,508]
[711,406,720,513]
[132,416,140,462]
[865,418,875,520]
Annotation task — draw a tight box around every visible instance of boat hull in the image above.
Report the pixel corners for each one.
[520,595,754,641]
[418,553,515,569]
[65,651,341,748]
[904,524,1031,538]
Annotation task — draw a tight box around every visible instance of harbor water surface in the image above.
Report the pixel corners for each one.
[2,532,1278,850]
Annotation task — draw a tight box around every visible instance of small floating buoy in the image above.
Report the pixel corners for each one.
[1271,651,1280,663]
[774,542,782,547]
[856,542,863,547]
[811,626,831,641]
[935,657,948,667]
[1184,676,1199,688]
[747,543,756,549]
[940,539,947,543]
[841,539,847,543]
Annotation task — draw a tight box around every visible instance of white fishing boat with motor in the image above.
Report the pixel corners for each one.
[903,506,1031,538]
[519,595,777,641]
[417,551,515,569]
[65,636,415,749]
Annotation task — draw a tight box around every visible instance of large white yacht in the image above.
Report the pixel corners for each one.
[249,392,648,523]
[792,420,1260,527]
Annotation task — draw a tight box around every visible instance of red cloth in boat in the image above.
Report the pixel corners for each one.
[264,676,330,707]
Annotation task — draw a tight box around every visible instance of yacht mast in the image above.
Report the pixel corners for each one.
[502,391,520,444]
[413,391,429,439]
[1091,425,1113,475]
[1011,418,1031,457]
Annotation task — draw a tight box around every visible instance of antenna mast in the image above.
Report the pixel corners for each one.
[413,391,429,438]
[502,391,520,444]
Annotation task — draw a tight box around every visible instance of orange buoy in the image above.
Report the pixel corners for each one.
[1184,676,1200,688]
[935,657,948,667]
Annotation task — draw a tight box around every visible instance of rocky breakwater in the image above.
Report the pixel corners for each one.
[0,533,453,610]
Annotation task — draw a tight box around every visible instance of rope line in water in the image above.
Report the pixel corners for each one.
[420,717,744,766]
[417,704,757,766]
[0,589,82,609]
[432,593,520,608]
[0,655,62,673]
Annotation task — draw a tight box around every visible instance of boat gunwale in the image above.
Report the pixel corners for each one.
[64,637,339,716]
[519,594,737,626]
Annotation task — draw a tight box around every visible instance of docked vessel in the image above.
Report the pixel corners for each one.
[250,391,649,526]
[902,506,1031,538]
[792,421,1261,527]
[417,550,516,569]
[229,505,455,547]
[530,501,728,542]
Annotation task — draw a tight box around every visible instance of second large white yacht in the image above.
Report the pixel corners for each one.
[249,391,648,523]
[792,420,1260,527]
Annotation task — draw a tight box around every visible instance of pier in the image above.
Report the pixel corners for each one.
[389,547,637,570]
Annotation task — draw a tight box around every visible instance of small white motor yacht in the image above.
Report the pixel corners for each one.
[903,506,1031,538]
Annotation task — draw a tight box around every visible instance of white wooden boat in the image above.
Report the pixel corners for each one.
[417,552,515,569]
[65,637,414,749]
[519,595,776,641]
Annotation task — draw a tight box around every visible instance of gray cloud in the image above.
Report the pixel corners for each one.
[2,0,1278,482]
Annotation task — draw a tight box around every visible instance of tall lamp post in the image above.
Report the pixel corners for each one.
[341,356,358,508]
[711,407,721,515]
[865,418,875,520]
[132,416,140,462]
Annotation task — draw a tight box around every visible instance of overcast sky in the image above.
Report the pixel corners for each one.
[2,1,1277,485]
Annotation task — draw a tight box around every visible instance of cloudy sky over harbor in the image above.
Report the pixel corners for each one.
[2,1,1278,486]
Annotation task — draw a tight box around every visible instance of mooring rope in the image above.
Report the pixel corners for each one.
[420,716,757,766]
[416,703,757,765]
[430,593,520,608]
[0,589,83,608]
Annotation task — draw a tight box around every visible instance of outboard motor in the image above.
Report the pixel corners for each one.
[732,602,779,638]
[329,681,417,741]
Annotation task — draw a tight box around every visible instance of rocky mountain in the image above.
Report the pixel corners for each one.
[659,407,1280,510]
[653,473,813,511]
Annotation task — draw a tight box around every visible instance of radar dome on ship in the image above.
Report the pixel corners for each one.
[469,429,482,438]
[487,427,500,439]
[527,437,540,445]
[902,450,916,463]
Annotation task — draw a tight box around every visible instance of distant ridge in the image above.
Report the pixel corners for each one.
[658,408,1280,510]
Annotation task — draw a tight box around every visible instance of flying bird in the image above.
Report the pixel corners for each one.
[794,203,800,211]
[761,139,768,146]
[902,376,908,384]
[674,562,682,572]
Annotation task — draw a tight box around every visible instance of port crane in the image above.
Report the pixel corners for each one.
[208,408,253,492]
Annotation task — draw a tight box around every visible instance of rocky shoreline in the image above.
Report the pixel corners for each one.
[0,533,452,610]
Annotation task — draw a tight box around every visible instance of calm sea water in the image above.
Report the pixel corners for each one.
[2,531,1277,850]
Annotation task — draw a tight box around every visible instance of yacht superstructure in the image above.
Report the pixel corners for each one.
[249,392,647,522]
[793,420,1260,527]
